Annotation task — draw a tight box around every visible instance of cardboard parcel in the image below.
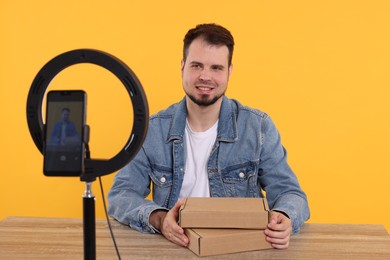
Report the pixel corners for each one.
[179,197,272,257]
[179,197,269,229]
[185,228,272,257]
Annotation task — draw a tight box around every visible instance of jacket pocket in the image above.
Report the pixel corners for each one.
[149,166,173,207]
[221,163,259,197]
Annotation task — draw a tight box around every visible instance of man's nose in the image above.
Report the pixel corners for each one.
[199,68,211,81]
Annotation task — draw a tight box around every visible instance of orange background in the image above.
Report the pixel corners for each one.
[1,0,389,233]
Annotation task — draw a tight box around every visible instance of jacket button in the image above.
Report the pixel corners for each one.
[160,176,166,183]
[239,172,245,178]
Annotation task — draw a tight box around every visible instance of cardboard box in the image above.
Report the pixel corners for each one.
[179,197,269,229]
[185,228,272,257]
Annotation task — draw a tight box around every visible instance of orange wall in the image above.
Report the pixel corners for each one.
[1,0,389,233]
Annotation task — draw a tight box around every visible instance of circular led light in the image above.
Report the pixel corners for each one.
[26,49,149,179]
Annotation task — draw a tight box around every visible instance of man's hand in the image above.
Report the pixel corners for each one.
[149,200,189,247]
[264,211,292,249]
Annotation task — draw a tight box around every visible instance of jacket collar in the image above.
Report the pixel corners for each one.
[167,96,237,143]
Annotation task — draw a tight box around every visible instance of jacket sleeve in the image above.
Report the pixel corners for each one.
[258,116,310,234]
[107,147,168,233]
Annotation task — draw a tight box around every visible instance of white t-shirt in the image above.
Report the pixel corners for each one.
[179,119,218,199]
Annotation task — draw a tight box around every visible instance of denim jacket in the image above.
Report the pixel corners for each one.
[108,96,310,234]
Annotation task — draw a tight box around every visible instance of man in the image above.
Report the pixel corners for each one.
[108,23,310,249]
[49,108,80,146]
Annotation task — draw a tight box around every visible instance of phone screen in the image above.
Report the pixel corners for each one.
[43,90,86,176]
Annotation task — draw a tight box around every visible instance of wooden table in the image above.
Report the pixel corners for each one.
[1,217,390,259]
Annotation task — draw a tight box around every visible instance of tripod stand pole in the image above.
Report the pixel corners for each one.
[83,181,96,260]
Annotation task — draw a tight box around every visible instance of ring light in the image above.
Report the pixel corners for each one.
[26,49,149,180]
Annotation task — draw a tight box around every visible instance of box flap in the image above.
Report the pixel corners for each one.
[263,197,269,211]
[185,228,201,256]
[178,198,189,226]
[182,197,265,212]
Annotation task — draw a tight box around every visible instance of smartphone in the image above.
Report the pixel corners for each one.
[43,90,87,176]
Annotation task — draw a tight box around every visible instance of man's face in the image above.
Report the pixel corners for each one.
[181,38,232,107]
[61,110,70,122]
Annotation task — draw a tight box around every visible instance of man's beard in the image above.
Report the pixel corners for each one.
[186,92,225,107]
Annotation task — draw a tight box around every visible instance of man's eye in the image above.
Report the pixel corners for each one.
[212,66,224,71]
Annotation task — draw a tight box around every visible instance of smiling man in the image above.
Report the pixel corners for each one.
[108,23,310,249]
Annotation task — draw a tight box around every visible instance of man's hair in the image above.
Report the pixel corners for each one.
[183,23,235,66]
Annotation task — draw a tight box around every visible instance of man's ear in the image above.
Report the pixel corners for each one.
[228,63,233,79]
[181,60,185,77]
